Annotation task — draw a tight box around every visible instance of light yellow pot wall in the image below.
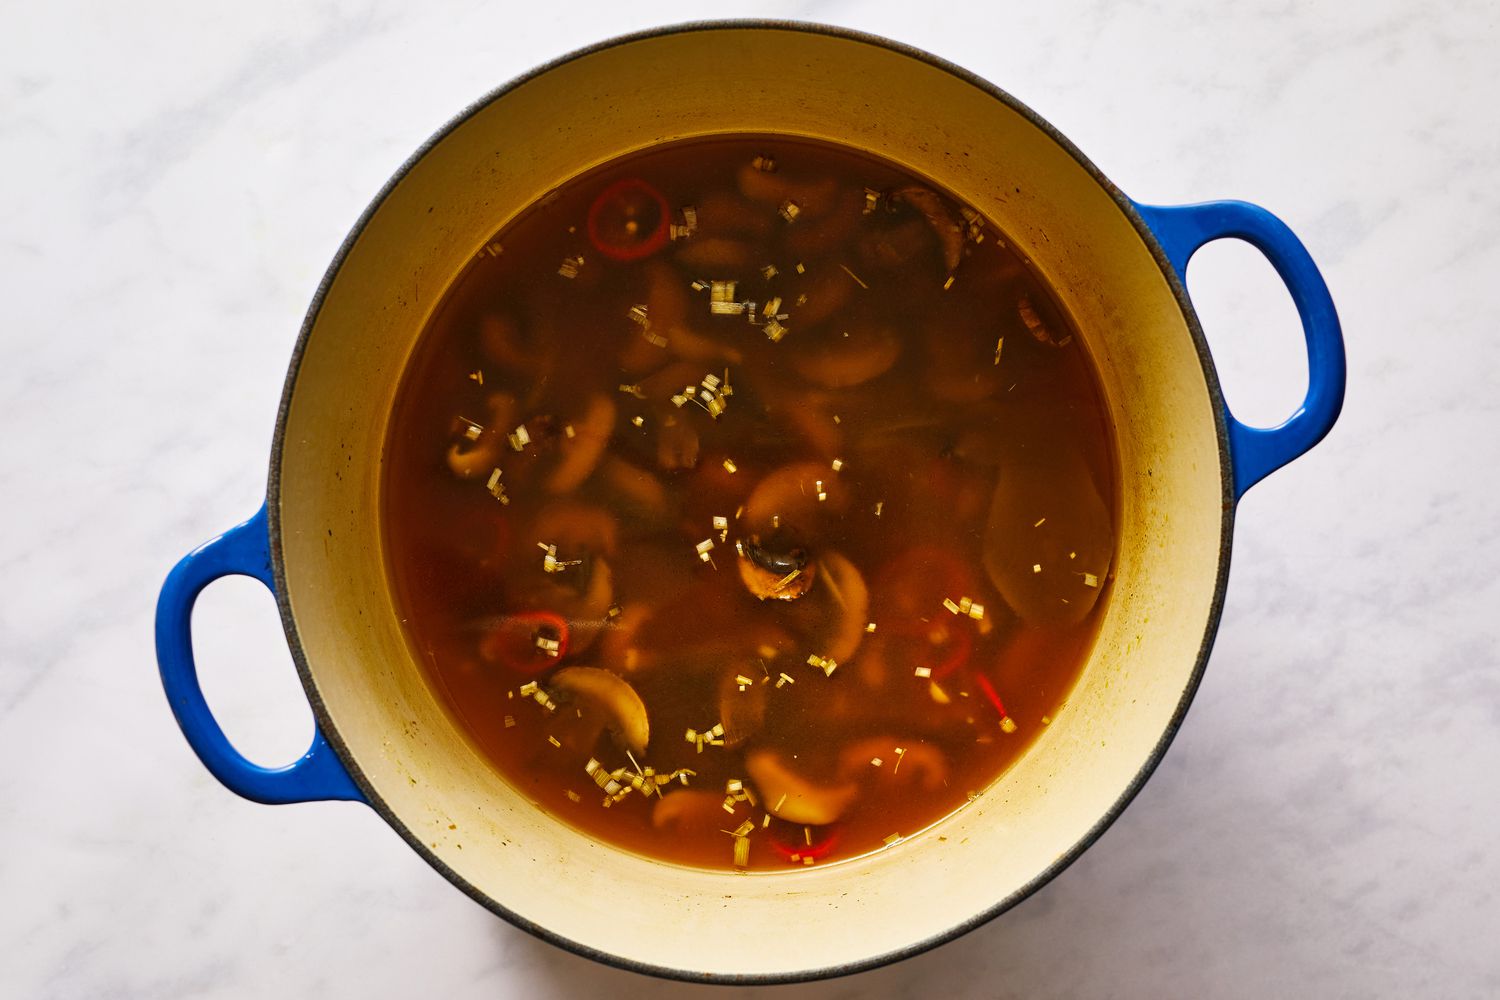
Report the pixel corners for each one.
[273,26,1227,979]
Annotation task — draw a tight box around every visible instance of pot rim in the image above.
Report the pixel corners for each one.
[266,18,1235,986]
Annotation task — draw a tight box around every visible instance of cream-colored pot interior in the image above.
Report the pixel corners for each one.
[272,25,1228,980]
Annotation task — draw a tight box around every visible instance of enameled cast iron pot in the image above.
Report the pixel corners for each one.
[155,22,1345,983]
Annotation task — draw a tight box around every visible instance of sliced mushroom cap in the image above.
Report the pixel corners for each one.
[742,460,849,532]
[796,550,871,664]
[982,452,1112,627]
[745,749,858,826]
[652,789,729,832]
[445,392,519,479]
[694,190,776,240]
[784,187,865,259]
[736,163,839,214]
[676,236,757,273]
[598,456,672,523]
[547,666,649,757]
[546,393,616,494]
[718,670,767,750]
[530,501,619,558]
[837,737,949,792]
[655,413,700,471]
[891,185,965,272]
[736,533,817,601]
[789,322,902,389]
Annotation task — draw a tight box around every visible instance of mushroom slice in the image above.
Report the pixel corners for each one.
[676,236,756,273]
[789,323,901,388]
[718,670,767,750]
[547,666,649,757]
[736,534,816,601]
[546,393,616,494]
[743,460,848,531]
[530,501,619,558]
[445,392,518,479]
[982,452,1112,627]
[745,750,858,826]
[799,550,870,664]
[891,185,965,272]
[652,790,726,832]
[838,737,948,791]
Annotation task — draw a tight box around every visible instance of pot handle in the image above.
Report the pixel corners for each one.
[1133,200,1346,498]
[154,504,365,804]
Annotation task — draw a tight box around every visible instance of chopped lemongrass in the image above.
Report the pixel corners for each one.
[547,735,562,748]
[1033,564,1043,574]
[863,187,882,214]
[958,596,973,615]
[929,681,951,705]
[565,790,581,803]
[1070,551,1077,559]
[503,715,516,728]
[815,479,827,502]
[752,154,776,172]
[761,264,778,279]
[630,415,645,429]
[806,654,838,677]
[994,336,1005,366]
[732,819,756,838]
[618,383,646,398]
[839,263,869,289]
[507,424,531,451]
[943,275,956,291]
[1000,716,1019,734]
[691,279,710,292]
[778,200,801,223]
[942,597,962,615]
[709,280,743,315]
[605,603,623,623]
[914,665,933,679]
[1033,517,1046,527]
[771,568,802,593]
[696,538,716,562]
[712,515,729,533]
[874,500,884,516]
[477,241,503,258]
[832,413,841,424]
[735,674,755,691]
[776,672,796,689]
[762,814,772,829]
[795,261,806,274]
[670,393,688,408]
[557,254,584,278]
[804,826,813,846]
[763,296,782,317]
[893,747,907,774]
[830,458,844,472]
[733,835,750,869]
[535,635,561,656]
[883,833,902,847]
[1084,573,1100,588]
[1042,715,1052,725]
[461,420,483,441]
[723,458,739,474]
[968,602,986,620]
[468,370,484,385]
[763,318,789,343]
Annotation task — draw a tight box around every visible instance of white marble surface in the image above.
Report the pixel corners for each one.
[4,0,1498,996]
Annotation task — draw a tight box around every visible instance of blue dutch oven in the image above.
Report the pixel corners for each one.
[155,22,1344,984]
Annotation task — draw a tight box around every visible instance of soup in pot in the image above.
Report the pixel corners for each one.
[383,136,1117,871]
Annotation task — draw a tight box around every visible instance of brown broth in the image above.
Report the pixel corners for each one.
[382,136,1117,871]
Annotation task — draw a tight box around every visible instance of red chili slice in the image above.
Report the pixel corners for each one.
[477,610,570,673]
[769,826,840,862]
[974,672,1008,719]
[585,178,670,262]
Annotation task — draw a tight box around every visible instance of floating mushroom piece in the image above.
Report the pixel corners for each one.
[785,187,866,259]
[446,392,519,479]
[693,190,776,240]
[745,749,858,826]
[982,451,1112,627]
[530,500,619,558]
[656,413,700,471]
[742,460,849,532]
[837,736,949,792]
[736,532,817,602]
[676,236,757,273]
[736,163,839,215]
[547,666,650,757]
[891,185,965,272]
[718,669,768,750]
[789,321,902,389]
[546,393,616,494]
[792,550,870,664]
[652,790,728,832]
